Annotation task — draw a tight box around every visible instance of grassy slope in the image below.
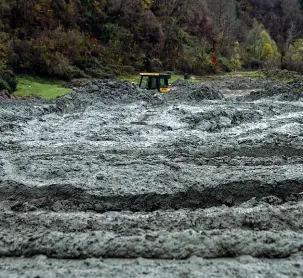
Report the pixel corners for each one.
[14,76,71,99]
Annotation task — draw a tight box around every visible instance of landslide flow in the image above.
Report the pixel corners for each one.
[242,77,303,101]
[0,78,303,265]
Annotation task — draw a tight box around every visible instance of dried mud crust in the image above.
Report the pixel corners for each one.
[0,77,303,276]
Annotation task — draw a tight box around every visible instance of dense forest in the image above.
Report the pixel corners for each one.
[1,0,303,86]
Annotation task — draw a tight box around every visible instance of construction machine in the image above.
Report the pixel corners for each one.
[138,73,172,93]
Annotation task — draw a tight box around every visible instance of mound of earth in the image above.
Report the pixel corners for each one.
[0,90,16,99]
[63,78,91,89]
[226,78,277,90]
[171,83,224,101]
[56,79,163,113]
[56,80,224,113]
[243,78,303,101]
[171,79,190,86]
[261,69,301,81]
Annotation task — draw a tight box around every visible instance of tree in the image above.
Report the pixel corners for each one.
[285,38,303,72]
[259,30,280,68]
[0,32,11,70]
[231,42,241,71]
[206,0,236,35]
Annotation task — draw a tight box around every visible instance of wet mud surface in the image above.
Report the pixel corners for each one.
[0,76,303,277]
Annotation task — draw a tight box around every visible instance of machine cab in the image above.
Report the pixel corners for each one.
[139,73,171,93]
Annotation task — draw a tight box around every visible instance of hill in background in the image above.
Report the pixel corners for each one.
[0,0,303,81]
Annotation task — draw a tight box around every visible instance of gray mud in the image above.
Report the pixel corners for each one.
[2,256,303,278]
[171,82,224,100]
[241,78,303,101]
[0,76,303,277]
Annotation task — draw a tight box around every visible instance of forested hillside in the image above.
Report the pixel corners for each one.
[0,0,303,83]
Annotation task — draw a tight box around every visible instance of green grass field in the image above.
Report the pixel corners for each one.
[14,76,71,99]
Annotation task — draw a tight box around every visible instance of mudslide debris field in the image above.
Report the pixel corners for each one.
[1,77,303,277]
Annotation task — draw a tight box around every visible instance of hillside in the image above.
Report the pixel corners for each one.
[0,0,303,83]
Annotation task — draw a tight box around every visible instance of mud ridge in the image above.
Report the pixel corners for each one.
[241,78,303,101]
[2,178,302,213]
[0,229,302,259]
[3,200,303,233]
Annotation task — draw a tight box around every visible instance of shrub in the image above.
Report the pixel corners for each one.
[197,56,217,74]
[219,56,233,72]
[118,65,136,74]
[0,70,18,92]
[284,39,303,73]
[0,78,10,92]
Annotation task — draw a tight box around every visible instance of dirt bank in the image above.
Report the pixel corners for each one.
[0,75,303,277]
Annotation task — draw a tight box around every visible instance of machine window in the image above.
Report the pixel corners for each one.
[160,78,168,88]
[150,77,157,89]
[141,76,149,88]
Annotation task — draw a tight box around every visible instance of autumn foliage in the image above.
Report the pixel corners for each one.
[0,0,303,82]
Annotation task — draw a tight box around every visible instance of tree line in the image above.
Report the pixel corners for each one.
[0,0,303,88]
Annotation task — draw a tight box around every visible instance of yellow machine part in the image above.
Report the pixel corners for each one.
[160,88,172,93]
[139,73,160,76]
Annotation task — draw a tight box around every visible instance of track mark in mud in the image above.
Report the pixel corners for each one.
[2,178,303,213]
[3,200,303,233]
